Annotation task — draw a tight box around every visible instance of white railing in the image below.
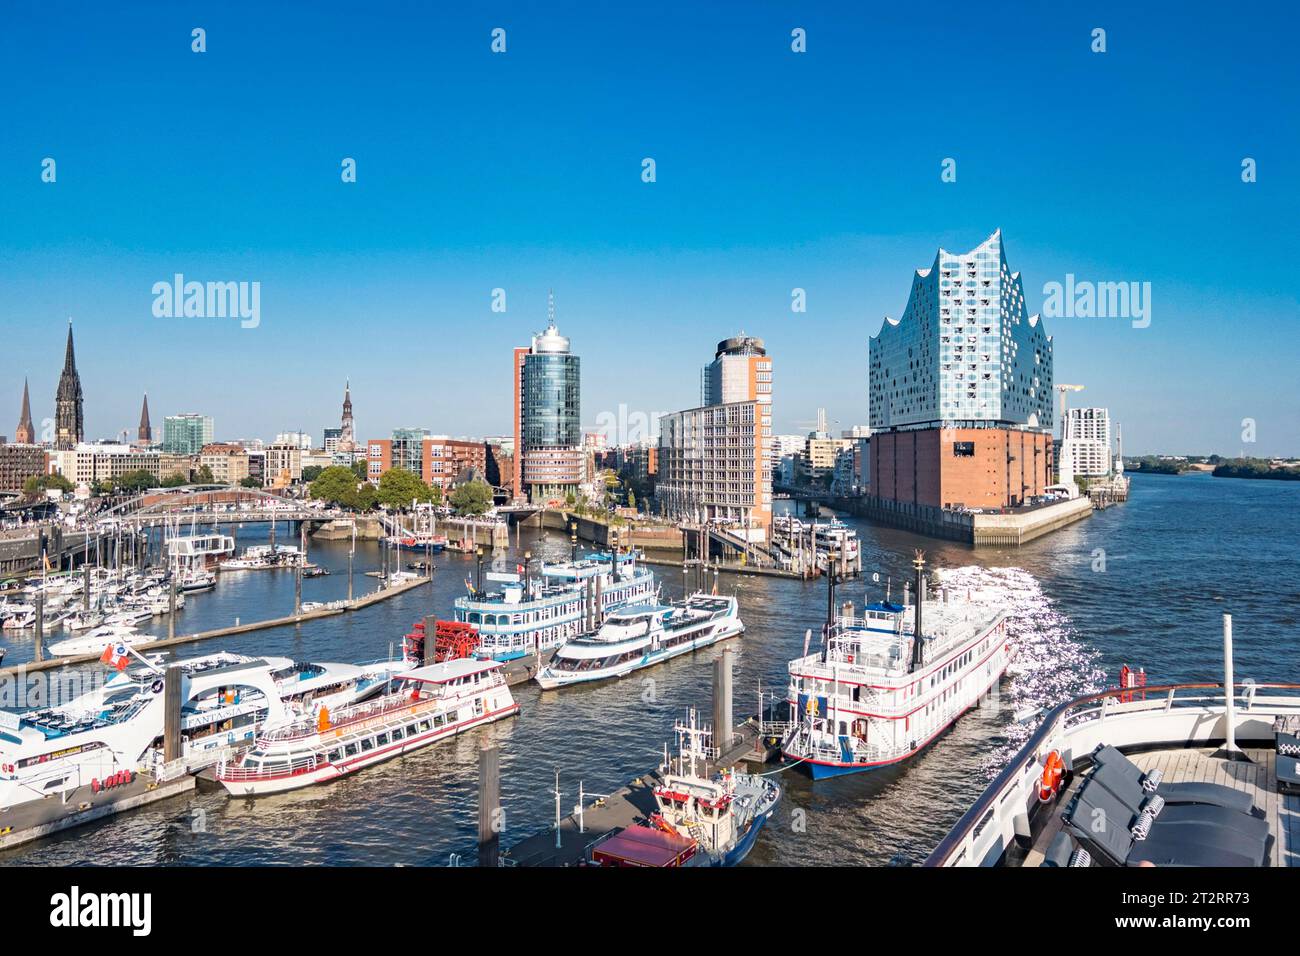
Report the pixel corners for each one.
[924,682,1300,867]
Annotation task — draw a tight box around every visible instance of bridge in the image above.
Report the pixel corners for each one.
[95,485,347,530]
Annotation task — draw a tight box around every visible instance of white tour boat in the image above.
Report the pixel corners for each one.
[459,550,656,661]
[217,658,519,796]
[782,553,1012,779]
[0,650,396,816]
[535,593,743,690]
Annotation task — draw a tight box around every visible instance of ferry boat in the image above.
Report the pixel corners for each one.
[927,633,1292,868]
[458,551,656,662]
[217,658,519,796]
[592,709,779,867]
[0,651,389,815]
[220,544,302,571]
[772,515,860,572]
[535,594,742,690]
[782,553,1012,779]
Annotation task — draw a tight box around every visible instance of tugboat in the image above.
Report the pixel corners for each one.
[591,709,780,867]
[782,551,1012,779]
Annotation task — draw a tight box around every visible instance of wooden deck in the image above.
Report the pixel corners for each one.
[1026,747,1297,867]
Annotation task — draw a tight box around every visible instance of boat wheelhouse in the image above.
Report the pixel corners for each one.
[783,554,1012,779]
[458,551,656,661]
[217,658,519,796]
[535,593,742,690]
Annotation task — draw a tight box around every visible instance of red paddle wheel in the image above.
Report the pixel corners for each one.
[403,620,480,663]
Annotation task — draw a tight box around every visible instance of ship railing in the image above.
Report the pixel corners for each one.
[218,751,321,782]
[924,681,1300,868]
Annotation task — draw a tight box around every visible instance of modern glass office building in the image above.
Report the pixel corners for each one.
[514,315,582,503]
[161,414,214,455]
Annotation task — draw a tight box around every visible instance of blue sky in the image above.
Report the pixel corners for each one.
[1,1,1296,455]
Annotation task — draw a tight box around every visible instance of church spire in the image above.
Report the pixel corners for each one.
[63,319,76,373]
[54,318,84,450]
[15,378,35,444]
[138,393,152,443]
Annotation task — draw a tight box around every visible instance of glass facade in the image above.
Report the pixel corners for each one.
[522,352,581,450]
[162,414,214,455]
[868,230,1053,432]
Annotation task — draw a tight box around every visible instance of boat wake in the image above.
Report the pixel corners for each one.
[935,565,1107,778]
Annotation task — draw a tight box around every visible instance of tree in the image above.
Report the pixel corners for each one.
[113,469,156,494]
[376,468,436,510]
[627,488,636,510]
[356,482,379,511]
[309,465,364,508]
[449,479,493,515]
[194,464,215,484]
[350,460,367,481]
[23,473,73,498]
[160,471,189,487]
[239,476,262,488]
[302,465,325,482]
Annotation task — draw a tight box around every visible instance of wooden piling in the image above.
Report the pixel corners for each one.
[478,743,501,867]
[163,665,183,763]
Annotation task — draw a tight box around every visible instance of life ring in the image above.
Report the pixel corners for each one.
[1039,750,1065,802]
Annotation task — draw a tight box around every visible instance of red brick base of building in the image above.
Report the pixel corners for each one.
[870,426,1055,510]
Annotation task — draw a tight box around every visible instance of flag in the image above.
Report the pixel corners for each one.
[100,642,130,672]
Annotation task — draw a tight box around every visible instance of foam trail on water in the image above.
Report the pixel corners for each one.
[935,565,1107,777]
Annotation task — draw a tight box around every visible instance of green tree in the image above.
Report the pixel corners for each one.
[302,465,325,482]
[627,488,636,510]
[376,468,436,510]
[356,482,379,511]
[449,479,493,515]
[23,473,73,498]
[350,460,368,481]
[113,469,156,494]
[309,465,363,508]
[194,464,215,484]
[160,471,189,487]
[239,475,262,488]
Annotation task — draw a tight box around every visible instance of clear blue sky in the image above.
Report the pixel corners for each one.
[1,1,1296,455]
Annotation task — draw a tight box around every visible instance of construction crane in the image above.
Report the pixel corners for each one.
[1056,384,1084,438]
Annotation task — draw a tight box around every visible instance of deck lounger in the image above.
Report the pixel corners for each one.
[1088,763,1269,835]
[1076,780,1268,853]
[1090,744,1259,815]
[1061,781,1266,868]
[1278,755,1300,796]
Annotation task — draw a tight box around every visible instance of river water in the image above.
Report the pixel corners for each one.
[3,472,1297,866]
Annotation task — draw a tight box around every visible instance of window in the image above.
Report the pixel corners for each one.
[953,441,975,457]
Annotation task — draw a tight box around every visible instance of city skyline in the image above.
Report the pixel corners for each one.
[2,4,1296,455]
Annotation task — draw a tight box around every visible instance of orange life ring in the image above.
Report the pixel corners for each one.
[1038,750,1065,802]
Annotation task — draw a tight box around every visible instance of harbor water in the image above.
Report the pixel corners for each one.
[2,472,1297,866]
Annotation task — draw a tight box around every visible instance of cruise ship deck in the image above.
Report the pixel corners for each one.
[1025,747,1298,868]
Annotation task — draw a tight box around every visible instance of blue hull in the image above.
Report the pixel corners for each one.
[803,760,882,780]
[715,808,772,867]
